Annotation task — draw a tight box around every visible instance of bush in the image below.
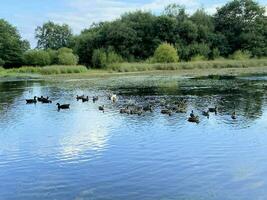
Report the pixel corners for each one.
[0,58,5,67]
[230,50,252,60]
[92,49,107,68]
[107,51,124,64]
[188,43,211,60]
[47,49,58,64]
[153,43,179,63]
[23,50,51,66]
[191,54,206,61]
[58,53,78,65]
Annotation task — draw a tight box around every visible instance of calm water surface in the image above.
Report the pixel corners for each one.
[1,75,267,200]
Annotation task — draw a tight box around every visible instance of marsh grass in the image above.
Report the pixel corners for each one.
[108,59,267,72]
[5,65,88,75]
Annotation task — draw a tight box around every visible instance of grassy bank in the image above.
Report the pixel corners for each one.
[1,59,267,80]
[107,59,267,72]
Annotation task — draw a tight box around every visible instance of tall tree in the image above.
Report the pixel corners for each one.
[214,0,267,56]
[0,19,29,67]
[35,21,73,50]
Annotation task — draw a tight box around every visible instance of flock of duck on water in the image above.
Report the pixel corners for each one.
[26,94,237,123]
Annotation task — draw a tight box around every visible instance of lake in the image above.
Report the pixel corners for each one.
[1,75,267,200]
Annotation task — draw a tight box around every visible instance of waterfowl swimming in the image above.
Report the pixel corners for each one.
[82,96,89,102]
[42,98,52,103]
[56,103,70,110]
[120,106,129,114]
[231,112,236,120]
[188,115,200,123]
[161,109,172,116]
[37,96,44,102]
[93,96,99,103]
[76,95,84,101]
[26,96,37,104]
[143,104,153,112]
[209,106,217,113]
[202,110,210,118]
[111,95,117,102]
[190,110,195,118]
[98,105,104,112]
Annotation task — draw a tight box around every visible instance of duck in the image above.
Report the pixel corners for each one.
[161,109,172,116]
[37,96,45,102]
[111,95,117,103]
[76,95,85,101]
[202,110,210,118]
[56,103,70,110]
[98,105,104,112]
[190,110,195,118]
[231,112,237,120]
[93,96,99,103]
[188,115,200,123]
[143,104,153,112]
[26,96,37,104]
[82,96,89,102]
[42,98,52,104]
[209,106,217,113]
[120,106,129,114]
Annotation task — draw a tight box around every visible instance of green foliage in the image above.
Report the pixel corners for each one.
[6,65,87,75]
[0,19,29,67]
[92,49,107,68]
[107,50,124,64]
[215,0,266,56]
[58,52,78,65]
[230,50,252,60]
[153,43,179,63]
[191,55,207,61]
[0,58,4,66]
[35,21,73,50]
[23,50,51,66]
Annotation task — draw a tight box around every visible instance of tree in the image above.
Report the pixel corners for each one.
[0,19,29,67]
[57,48,78,65]
[35,21,73,50]
[153,43,179,63]
[214,0,267,56]
[23,50,51,66]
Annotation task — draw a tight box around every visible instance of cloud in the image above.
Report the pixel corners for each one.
[15,0,227,47]
[48,0,202,34]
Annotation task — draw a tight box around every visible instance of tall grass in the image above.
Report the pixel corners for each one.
[5,65,88,75]
[107,59,267,72]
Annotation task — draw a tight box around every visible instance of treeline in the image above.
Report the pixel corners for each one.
[0,0,266,68]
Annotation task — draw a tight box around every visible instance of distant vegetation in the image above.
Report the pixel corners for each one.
[0,0,266,70]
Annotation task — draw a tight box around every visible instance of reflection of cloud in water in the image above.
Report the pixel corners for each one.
[60,126,108,160]
[59,110,120,162]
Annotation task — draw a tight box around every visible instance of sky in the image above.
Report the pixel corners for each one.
[0,0,266,47]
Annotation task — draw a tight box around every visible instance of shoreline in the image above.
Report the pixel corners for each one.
[1,65,267,82]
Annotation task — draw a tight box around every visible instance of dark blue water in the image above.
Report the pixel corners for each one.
[1,75,267,200]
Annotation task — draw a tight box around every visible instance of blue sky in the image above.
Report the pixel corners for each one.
[0,0,266,47]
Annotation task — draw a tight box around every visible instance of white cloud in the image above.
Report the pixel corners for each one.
[17,0,227,47]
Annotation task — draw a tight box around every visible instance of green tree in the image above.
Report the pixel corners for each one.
[153,43,179,63]
[35,21,73,50]
[215,0,267,56]
[92,49,107,68]
[57,47,78,65]
[0,19,29,67]
[23,50,51,66]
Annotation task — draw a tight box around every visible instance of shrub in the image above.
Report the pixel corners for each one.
[107,51,124,64]
[211,48,221,59]
[188,43,211,60]
[191,54,206,61]
[47,49,58,64]
[92,49,107,68]
[58,53,78,65]
[58,47,73,54]
[23,50,51,66]
[0,58,5,67]
[153,43,179,63]
[230,50,252,60]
